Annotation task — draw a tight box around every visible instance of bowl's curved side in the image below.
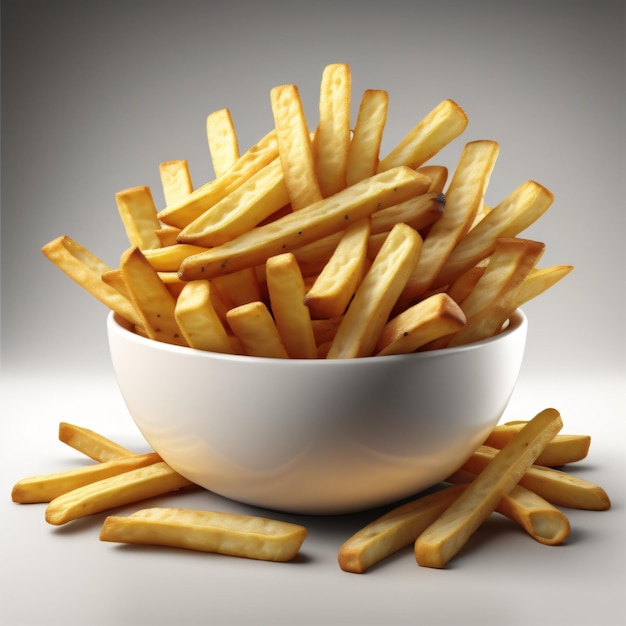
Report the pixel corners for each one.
[107,310,527,514]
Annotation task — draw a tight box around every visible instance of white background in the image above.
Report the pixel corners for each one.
[1,1,625,625]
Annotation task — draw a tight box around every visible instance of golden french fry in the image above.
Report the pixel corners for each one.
[414,408,563,568]
[206,108,240,177]
[378,99,468,171]
[445,237,545,347]
[339,485,466,573]
[100,508,307,562]
[120,247,188,347]
[346,89,388,186]
[371,192,445,236]
[154,224,183,248]
[143,243,209,272]
[41,236,141,327]
[446,265,486,305]
[315,63,352,196]
[45,462,193,526]
[174,280,239,354]
[12,452,161,504]
[115,186,162,251]
[416,165,448,194]
[376,293,466,356]
[400,140,500,304]
[511,265,574,309]
[266,253,317,359]
[311,316,343,347]
[211,267,261,307]
[178,158,290,247]
[446,472,571,546]
[434,180,555,288]
[327,222,422,359]
[159,160,193,206]
[179,166,430,281]
[304,217,370,320]
[484,422,591,466]
[461,446,611,511]
[157,129,278,228]
[58,422,136,462]
[226,301,289,358]
[271,83,322,210]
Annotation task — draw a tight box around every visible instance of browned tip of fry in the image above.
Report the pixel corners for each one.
[527,510,571,545]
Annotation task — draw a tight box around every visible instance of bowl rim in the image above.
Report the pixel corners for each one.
[108,308,527,365]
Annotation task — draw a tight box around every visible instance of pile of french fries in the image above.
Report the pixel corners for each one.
[11,412,610,568]
[42,63,573,358]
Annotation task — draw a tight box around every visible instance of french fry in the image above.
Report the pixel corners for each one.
[414,408,563,568]
[159,160,193,206]
[45,462,194,526]
[327,222,422,359]
[211,267,262,307]
[12,452,161,504]
[445,265,486,305]
[416,165,448,194]
[157,129,278,228]
[226,301,289,358]
[178,166,430,281]
[511,265,574,310]
[339,485,466,573]
[484,421,591,466]
[370,192,445,236]
[174,280,239,354]
[119,246,188,347]
[311,316,343,347]
[315,63,352,196]
[265,253,317,358]
[304,217,370,320]
[445,238,545,347]
[346,89,388,185]
[143,243,209,272]
[378,99,468,171]
[376,293,466,356]
[461,446,611,511]
[154,224,183,248]
[400,140,500,305]
[41,235,141,327]
[271,83,322,210]
[178,158,290,247]
[206,108,240,177]
[58,422,136,462]
[100,508,307,562]
[433,180,555,288]
[115,186,162,251]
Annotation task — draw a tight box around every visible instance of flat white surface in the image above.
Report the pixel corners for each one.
[1,369,624,626]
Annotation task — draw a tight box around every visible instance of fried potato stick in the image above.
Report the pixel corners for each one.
[58,422,136,462]
[157,129,278,229]
[327,222,422,359]
[159,160,193,206]
[12,452,161,504]
[100,507,307,562]
[400,140,500,304]
[414,408,563,568]
[120,247,188,347]
[143,243,209,272]
[266,253,317,359]
[179,167,430,281]
[376,293,466,356]
[45,462,193,526]
[461,446,611,510]
[115,186,162,251]
[378,99,468,171]
[484,422,591,467]
[206,108,240,177]
[41,236,142,327]
[347,89,388,185]
[304,217,370,320]
[271,83,322,210]
[226,301,289,359]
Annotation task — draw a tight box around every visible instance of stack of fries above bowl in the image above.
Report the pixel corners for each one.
[42,63,573,517]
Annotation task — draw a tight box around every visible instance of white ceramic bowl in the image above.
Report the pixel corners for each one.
[108,309,527,515]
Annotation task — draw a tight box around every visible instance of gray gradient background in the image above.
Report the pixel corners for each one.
[1,3,625,626]
[2,0,624,378]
